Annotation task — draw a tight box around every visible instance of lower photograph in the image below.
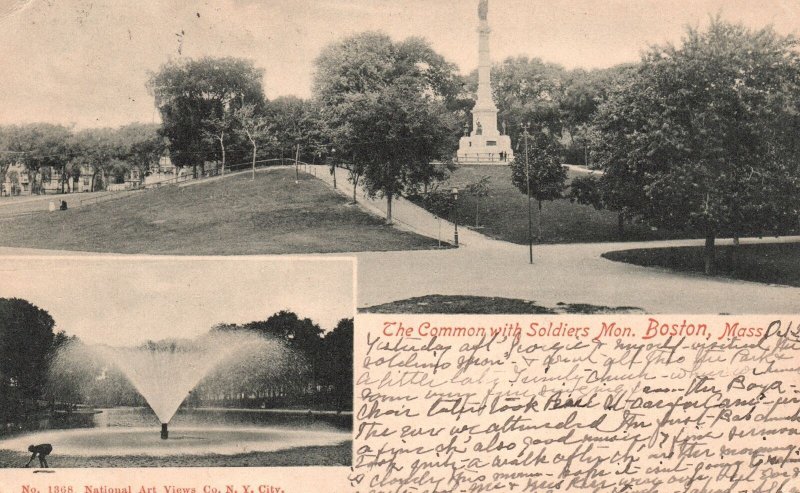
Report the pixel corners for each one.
[0,256,354,469]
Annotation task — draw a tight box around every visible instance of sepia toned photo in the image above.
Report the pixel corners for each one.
[0,257,354,468]
[1,0,799,491]
[0,1,797,317]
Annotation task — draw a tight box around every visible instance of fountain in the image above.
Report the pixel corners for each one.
[0,331,351,460]
[0,330,351,464]
[90,335,254,440]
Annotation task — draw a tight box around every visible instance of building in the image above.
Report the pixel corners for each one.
[144,155,189,188]
[1,162,29,196]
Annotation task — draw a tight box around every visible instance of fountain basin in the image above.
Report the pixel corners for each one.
[0,426,350,457]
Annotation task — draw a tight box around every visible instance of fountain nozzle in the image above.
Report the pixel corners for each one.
[161,423,168,440]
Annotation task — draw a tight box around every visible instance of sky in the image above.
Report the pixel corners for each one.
[0,0,798,128]
[0,256,355,345]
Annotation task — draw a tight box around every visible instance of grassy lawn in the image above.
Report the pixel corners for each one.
[603,242,800,287]
[0,169,439,254]
[0,442,351,467]
[415,165,682,244]
[361,294,643,314]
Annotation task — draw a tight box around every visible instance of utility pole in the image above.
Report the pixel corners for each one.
[523,123,532,264]
[451,187,459,247]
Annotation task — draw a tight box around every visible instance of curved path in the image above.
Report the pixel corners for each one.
[312,165,800,313]
[0,166,796,314]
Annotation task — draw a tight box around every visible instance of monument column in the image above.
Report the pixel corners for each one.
[473,0,497,135]
[456,0,513,165]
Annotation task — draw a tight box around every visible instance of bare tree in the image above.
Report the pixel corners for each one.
[234,104,271,180]
[202,116,231,177]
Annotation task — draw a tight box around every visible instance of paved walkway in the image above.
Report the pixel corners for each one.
[565,164,602,176]
[0,166,295,218]
[177,165,295,188]
[0,166,796,314]
[310,165,800,313]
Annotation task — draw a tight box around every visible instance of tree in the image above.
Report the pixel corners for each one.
[0,298,56,401]
[250,310,324,359]
[266,96,329,181]
[466,175,491,227]
[568,173,638,239]
[0,124,72,194]
[319,318,353,411]
[580,69,652,239]
[233,103,272,180]
[559,65,635,163]
[510,128,567,241]
[592,18,800,274]
[267,96,306,162]
[314,32,461,223]
[115,123,166,184]
[482,56,566,142]
[147,57,266,177]
[69,128,119,191]
[215,310,325,396]
[201,111,235,177]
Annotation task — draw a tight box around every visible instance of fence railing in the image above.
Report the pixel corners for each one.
[77,158,291,206]
[456,153,511,164]
[1,157,300,216]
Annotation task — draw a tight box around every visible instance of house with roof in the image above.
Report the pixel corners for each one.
[1,162,30,196]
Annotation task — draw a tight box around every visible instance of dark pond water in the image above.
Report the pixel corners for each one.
[95,406,352,430]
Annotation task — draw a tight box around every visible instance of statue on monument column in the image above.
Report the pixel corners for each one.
[476,121,483,135]
[478,0,488,21]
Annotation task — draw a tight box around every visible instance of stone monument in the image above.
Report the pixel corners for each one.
[457,0,513,165]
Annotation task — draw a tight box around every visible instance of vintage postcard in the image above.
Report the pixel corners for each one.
[1,0,798,491]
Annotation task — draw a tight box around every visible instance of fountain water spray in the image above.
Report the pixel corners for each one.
[5,329,352,461]
[91,333,272,439]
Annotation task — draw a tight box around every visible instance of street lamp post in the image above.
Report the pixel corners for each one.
[523,123,532,264]
[330,147,337,189]
[294,143,300,183]
[451,187,459,247]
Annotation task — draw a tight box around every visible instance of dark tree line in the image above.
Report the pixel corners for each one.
[0,299,71,431]
[208,311,353,410]
[1,299,354,427]
[458,19,800,271]
[147,57,329,180]
[573,19,800,273]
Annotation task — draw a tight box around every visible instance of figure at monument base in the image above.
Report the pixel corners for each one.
[457,129,514,165]
[456,0,514,165]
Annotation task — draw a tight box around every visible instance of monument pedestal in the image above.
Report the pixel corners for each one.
[457,134,513,165]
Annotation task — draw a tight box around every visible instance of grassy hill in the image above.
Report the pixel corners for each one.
[421,165,682,244]
[0,169,439,255]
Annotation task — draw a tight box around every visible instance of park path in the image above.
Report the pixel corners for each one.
[310,165,800,313]
[313,165,498,249]
[0,165,294,219]
[0,165,796,314]
[0,189,142,218]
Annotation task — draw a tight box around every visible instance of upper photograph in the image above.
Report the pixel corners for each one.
[1,0,798,314]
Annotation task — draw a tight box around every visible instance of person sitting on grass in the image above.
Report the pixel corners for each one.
[24,444,53,468]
